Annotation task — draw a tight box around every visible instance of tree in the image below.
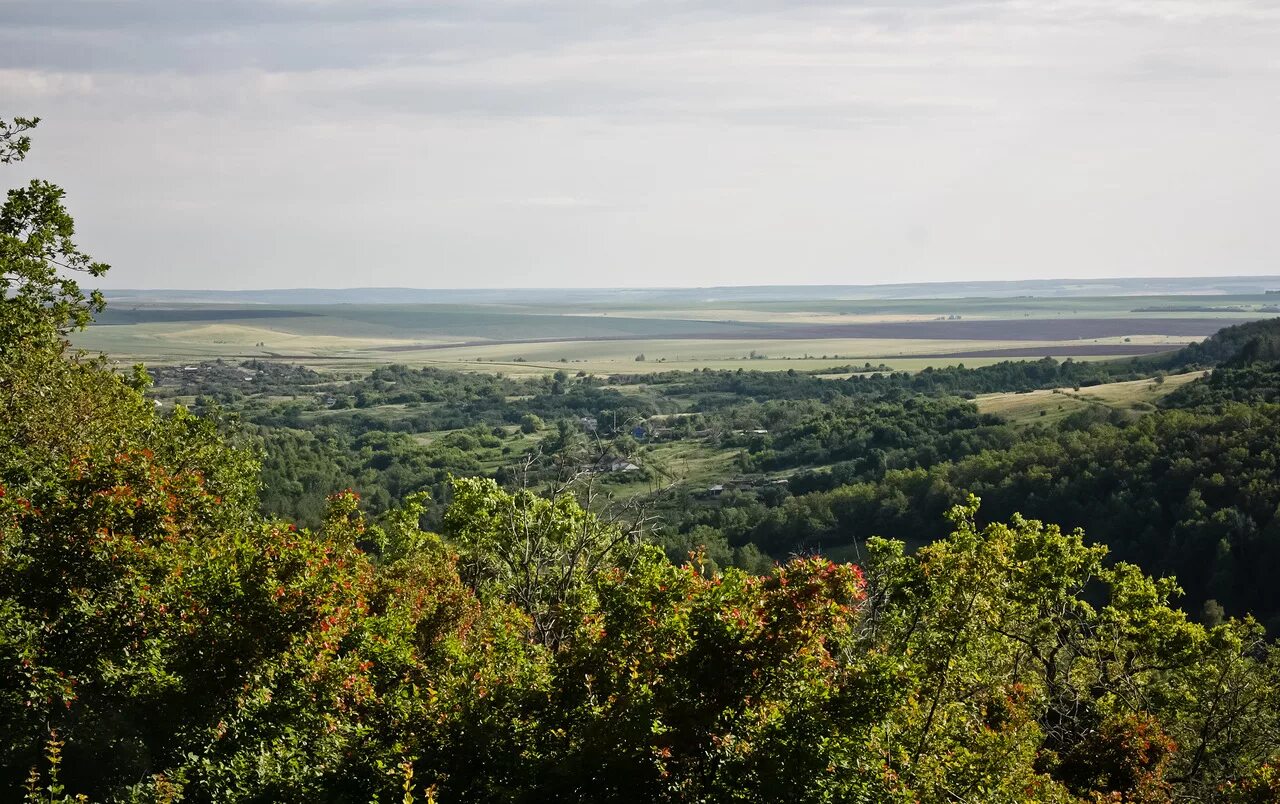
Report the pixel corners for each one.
[0,117,38,164]
[859,498,1280,801]
[444,476,641,649]
[0,117,109,354]
[535,554,906,803]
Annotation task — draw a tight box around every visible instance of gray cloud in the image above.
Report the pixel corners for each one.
[1,0,1277,289]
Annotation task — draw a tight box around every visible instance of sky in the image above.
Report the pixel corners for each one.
[2,0,1278,290]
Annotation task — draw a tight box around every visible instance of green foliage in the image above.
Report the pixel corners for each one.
[1161,316,1280,368]
[534,554,907,803]
[726,394,1007,474]
[0,117,39,164]
[444,476,639,649]
[0,117,108,353]
[679,397,1280,632]
[860,499,1280,801]
[0,340,535,800]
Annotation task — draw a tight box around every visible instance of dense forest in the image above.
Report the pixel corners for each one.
[5,119,1280,802]
[144,320,1280,635]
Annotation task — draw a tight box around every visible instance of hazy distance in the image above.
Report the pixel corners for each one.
[3,0,1277,290]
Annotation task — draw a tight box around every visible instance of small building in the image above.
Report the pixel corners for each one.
[595,456,640,473]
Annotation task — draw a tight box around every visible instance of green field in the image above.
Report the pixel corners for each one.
[75,286,1280,376]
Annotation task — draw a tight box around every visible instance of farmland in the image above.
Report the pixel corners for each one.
[76,279,1280,375]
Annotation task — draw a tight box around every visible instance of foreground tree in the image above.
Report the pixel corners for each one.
[860,501,1280,801]
[445,475,643,649]
[0,117,107,354]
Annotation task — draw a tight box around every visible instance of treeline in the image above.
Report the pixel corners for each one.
[726,395,1011,473]
[1158,316,1280,367]
[626,317,1276,404]
[617,355,1152,405]
[230,367,662,436]
[1162,361,1280,407]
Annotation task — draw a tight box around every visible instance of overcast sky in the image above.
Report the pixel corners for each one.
[2,0,1278,289]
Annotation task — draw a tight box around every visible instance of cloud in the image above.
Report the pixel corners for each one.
[505,196,611,209]
[1,0,1278,289]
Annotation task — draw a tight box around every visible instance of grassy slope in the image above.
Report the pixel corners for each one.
[976,371,1206,425]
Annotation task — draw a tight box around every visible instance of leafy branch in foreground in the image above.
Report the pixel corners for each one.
[1,116,108,354]
[0,117,39,164]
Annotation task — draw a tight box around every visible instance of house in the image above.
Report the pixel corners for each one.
[579,416,598,433]
[597,457,640,473]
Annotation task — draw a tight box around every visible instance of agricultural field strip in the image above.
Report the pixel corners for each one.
[90,307,1249,344]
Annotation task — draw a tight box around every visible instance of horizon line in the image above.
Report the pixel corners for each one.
[94,273,1280,295]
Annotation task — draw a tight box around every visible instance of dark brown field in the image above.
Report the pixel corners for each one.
[742,317,1236,341]
[371,317,1234,352]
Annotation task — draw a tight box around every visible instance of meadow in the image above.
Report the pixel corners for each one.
[975,370,1206,425]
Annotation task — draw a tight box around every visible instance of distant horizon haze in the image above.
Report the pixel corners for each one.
[95,275,1280,304]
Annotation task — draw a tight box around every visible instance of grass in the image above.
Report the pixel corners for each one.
[976,371,1207,425]
[577,440,744,503]
[78,321,430,358]
[414,427,552,474]
[1076,371,1206,405]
